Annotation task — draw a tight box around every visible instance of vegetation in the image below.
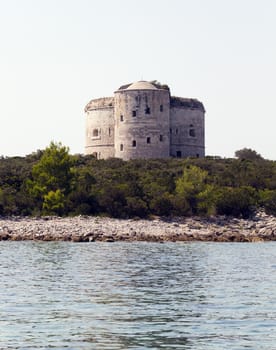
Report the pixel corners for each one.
[1,144,276,218]
[235,148,263,161]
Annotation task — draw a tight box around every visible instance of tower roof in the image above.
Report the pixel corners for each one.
[125,81,158,91]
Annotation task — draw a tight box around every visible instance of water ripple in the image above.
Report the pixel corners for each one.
[1,241,276,349]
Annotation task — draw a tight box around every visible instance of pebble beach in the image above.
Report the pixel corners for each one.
[0,211,276,242]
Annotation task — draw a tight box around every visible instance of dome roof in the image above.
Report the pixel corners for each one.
[126,81,158,91]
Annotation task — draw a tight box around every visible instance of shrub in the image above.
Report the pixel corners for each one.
[215,186,258,218]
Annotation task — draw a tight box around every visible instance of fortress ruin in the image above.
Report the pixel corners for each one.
[84,81,205,160]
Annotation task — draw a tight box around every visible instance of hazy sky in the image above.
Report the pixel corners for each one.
[1,0,275,159]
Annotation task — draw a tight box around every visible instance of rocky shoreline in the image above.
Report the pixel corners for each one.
[0,211,276,242]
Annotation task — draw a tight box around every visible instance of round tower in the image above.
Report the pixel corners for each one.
[170,97,205,158]
[84,97,115,159]
[114,81,170,160]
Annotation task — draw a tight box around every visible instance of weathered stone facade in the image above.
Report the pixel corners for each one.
[85,81,205,160]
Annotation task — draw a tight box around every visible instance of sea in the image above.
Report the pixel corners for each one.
[1,241,276,349]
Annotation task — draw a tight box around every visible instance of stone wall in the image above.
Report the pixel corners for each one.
[170,101,205,158]
[85,97,115,159]
[114,88,170,160]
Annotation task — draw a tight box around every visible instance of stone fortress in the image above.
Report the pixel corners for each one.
[84,80,205,160]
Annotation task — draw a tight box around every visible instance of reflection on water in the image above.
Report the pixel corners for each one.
[1,241,276,349]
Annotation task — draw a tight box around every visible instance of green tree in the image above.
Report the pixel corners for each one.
[259,189,276,215]
[125,196,148,217]
[176,165,208,195]
[215,186,258,218]
[67,167,98,215]
[28,142,74,215]
[196,184,219,216]
[42,189,65,216]
[149,192,173,216]
[98,185,128,218]
[175,164,208,214]
[235,148,263,161]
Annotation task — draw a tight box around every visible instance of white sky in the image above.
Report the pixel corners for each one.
[0,0,275,159]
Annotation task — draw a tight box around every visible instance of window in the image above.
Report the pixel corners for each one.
[120,115,124,121]
[120,144,123,151]
[92,152,98,159]
[176,151,182,158]
[176,128,178,135]
[160,105,163,112]
[92,129,99,137]
[147,137,151,144]
[132,110,137,117]
[132,140,136,147]
[189,129,196,137]
[196,153,199,158]
[159,135,163,142]
[170,128,172,134]
[108,128,111,136]
[145,106,151,114]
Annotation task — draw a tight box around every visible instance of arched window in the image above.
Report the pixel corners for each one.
[132,140,136,147]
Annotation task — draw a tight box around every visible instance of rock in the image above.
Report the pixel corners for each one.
[71,235,82,242]
[0,232,10,240]
[104,237,115,242]
[0,211,275,242]
[250,236,265,242]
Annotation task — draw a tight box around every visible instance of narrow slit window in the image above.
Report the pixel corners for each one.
[120,115,124,121]
[108,128,111,136]
[160,105,163,112]
[93,129,99,137]
[159,135,163,142]
[147,137,151,144]
[132,140,136,147]
[120,144,123,151]
[176,128,178,135]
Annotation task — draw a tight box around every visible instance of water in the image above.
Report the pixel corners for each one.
[1,242,276,349]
